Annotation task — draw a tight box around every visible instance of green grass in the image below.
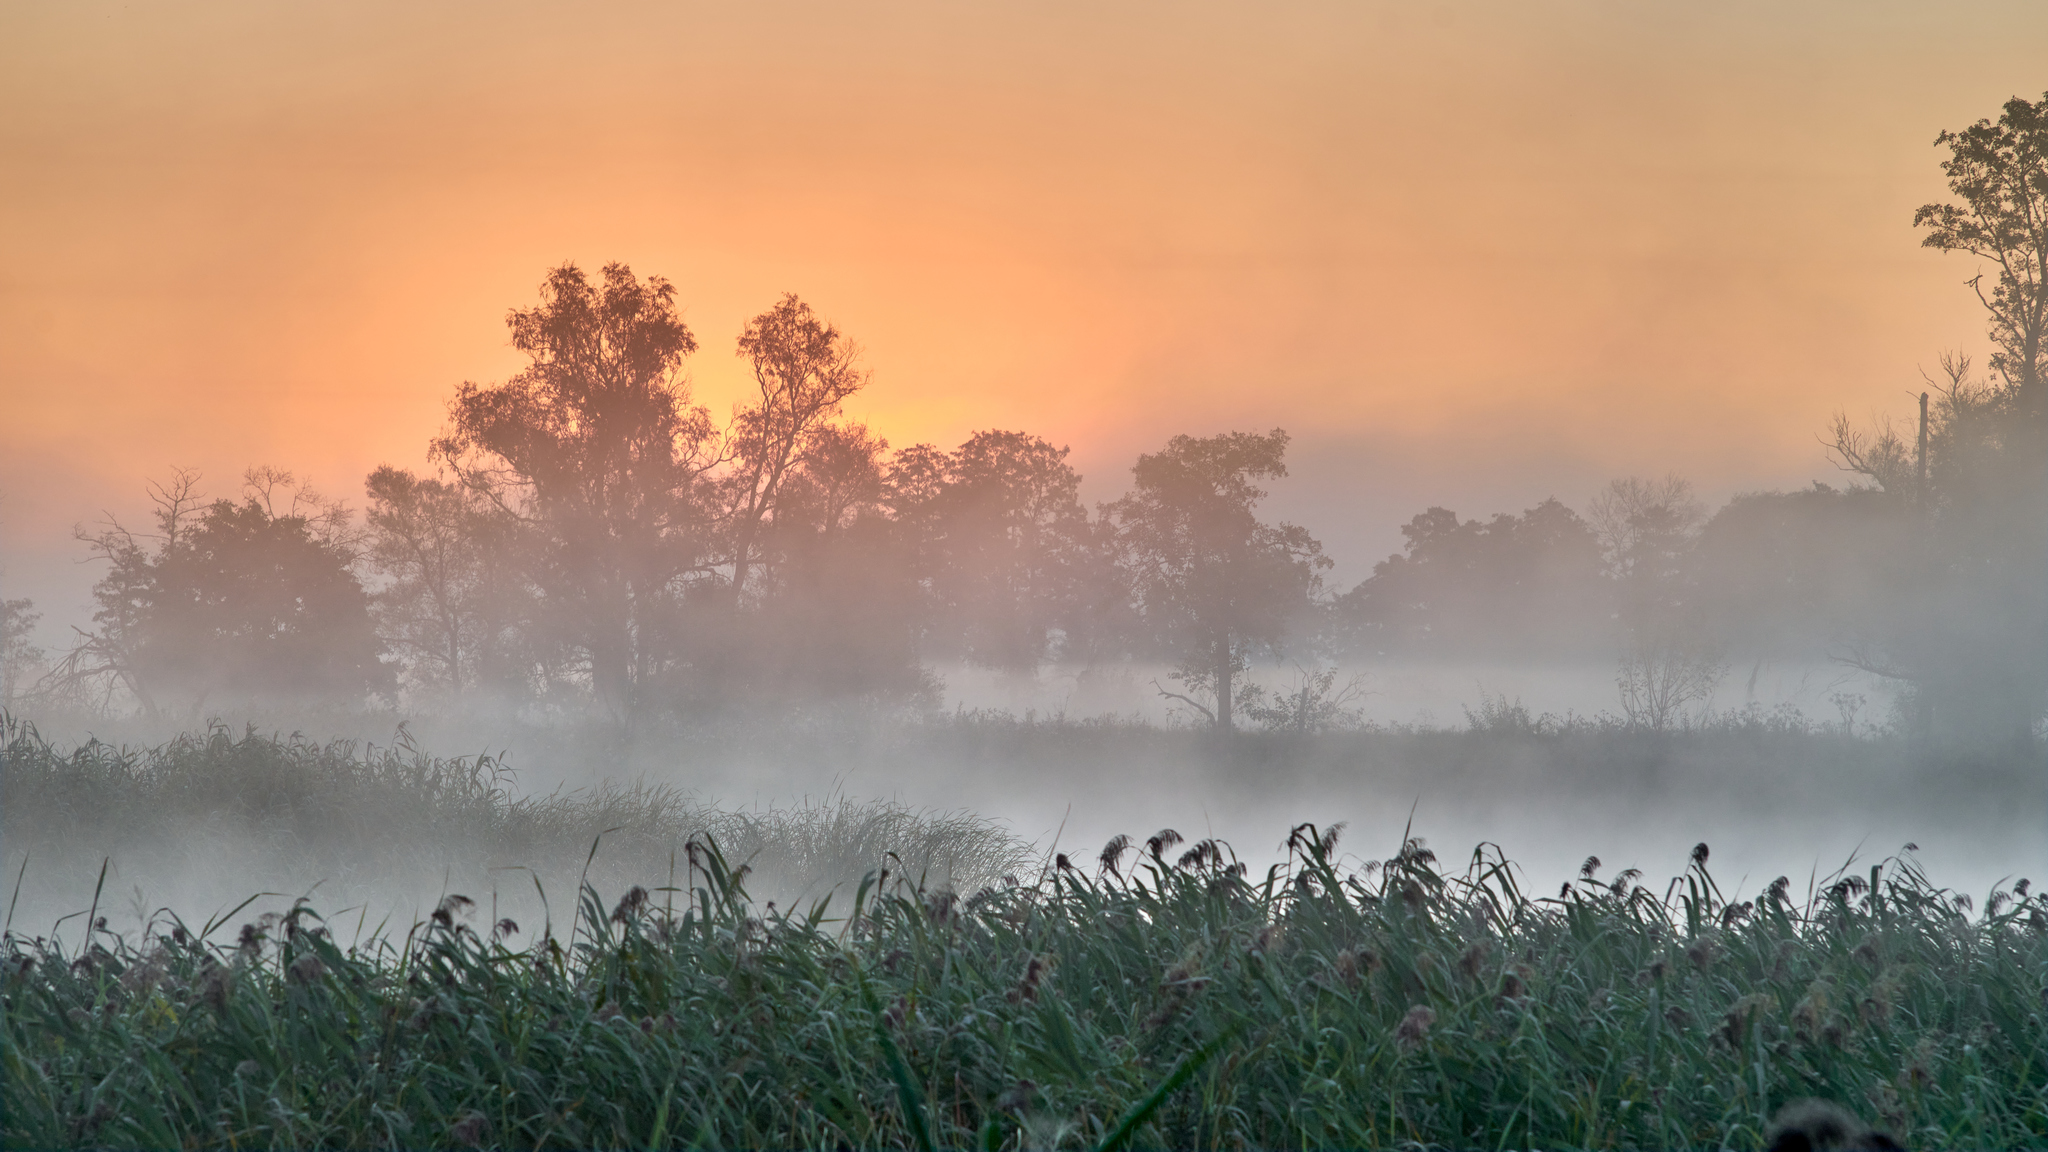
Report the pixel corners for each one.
[6,802,2045,1149]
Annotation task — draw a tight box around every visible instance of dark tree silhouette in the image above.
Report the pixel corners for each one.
[1914,91,2048,418]
[1109,429,1327,729]
[434,262,715,719]
[1823,91,2048,742]
[720,294,868,604]
[60,470,390,715]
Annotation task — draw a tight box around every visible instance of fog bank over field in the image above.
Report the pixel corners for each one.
[6,704,2038,951]
[936,657,1893,730]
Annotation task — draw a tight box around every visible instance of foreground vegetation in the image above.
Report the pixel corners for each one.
[6,785,2044,1149]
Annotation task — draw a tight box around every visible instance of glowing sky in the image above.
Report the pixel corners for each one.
[3,0,2044,633]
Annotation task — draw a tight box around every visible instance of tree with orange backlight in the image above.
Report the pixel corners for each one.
[1823,93,2048,744]
[718,294,869,605]
[433,262,717,721]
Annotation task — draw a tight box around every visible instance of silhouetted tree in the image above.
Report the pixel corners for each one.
[1688,484,1915,658]
[720,294,868,604]
[1586,474,1706,633]
[1914,90,2048,419]
[59,469,390,715]
[1109,429,1327,729]
[434,262,716,719]
[1823,93,2048,742]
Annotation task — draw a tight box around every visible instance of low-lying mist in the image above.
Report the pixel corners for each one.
[6,689,2038,955]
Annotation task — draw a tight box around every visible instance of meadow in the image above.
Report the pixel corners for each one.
[4,719,2045,1149]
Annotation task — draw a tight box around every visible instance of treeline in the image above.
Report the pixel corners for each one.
[5,93,2043,740]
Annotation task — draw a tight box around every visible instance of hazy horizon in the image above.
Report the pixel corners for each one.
[7,0,2048,648]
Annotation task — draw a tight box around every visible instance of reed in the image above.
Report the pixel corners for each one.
[6,806,2042,1149]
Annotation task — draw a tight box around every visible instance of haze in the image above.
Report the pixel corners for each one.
[6,1,2045,615]
[2,2,2043,935]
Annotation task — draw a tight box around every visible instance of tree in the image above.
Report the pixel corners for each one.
[363,465,534,703]
[58,469,390,715]
[1109,429,1328,729]
[889,430,1098,669]
[1586,475,1706,634]
[1333,498,1605,656]
[1914,91,2048,419]
[434,262,716,718]
[1823,92,2048,743]
[1,597,40,706]
[720,294,868,604]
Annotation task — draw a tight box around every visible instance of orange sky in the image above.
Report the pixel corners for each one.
[3,0,2044,632]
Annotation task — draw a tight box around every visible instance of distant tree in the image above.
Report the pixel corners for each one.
[719,295,868,604]
[1108,429,1328,729]
[57,469,390,715]
[434,262,716,719]
[1688,483,1915,658]
[1334,498,1605,656]
[363,466,536,703]
[890,430,1098,669]
[1,597,41,706]
[681,420,926,703]
[1586,475,1706,634]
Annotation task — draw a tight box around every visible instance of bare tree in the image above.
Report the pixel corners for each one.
[1616,636,1723,732]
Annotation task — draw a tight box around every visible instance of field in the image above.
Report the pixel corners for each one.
[4,719,2046,1149]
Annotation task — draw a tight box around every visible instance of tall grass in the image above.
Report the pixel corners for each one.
[5,809,2043,1149]
[0,715,1031,922]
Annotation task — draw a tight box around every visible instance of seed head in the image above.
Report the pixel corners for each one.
[610,886,649,924]
[1098,834,1132,877]
[1395,1005,1435,1047]
[449,1112,491,1149]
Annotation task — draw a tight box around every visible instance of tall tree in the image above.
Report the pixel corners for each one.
[1109,429,1327,729]
[1823,91,2048,742]
[720,294,868,603]
[1914,91,2048,419]
[1585,474,1706,634]
[434,262,715,718]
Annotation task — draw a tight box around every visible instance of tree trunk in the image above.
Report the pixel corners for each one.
[1214,635,1234,730]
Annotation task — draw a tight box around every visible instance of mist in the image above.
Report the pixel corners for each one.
[2,8,2044,1024]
